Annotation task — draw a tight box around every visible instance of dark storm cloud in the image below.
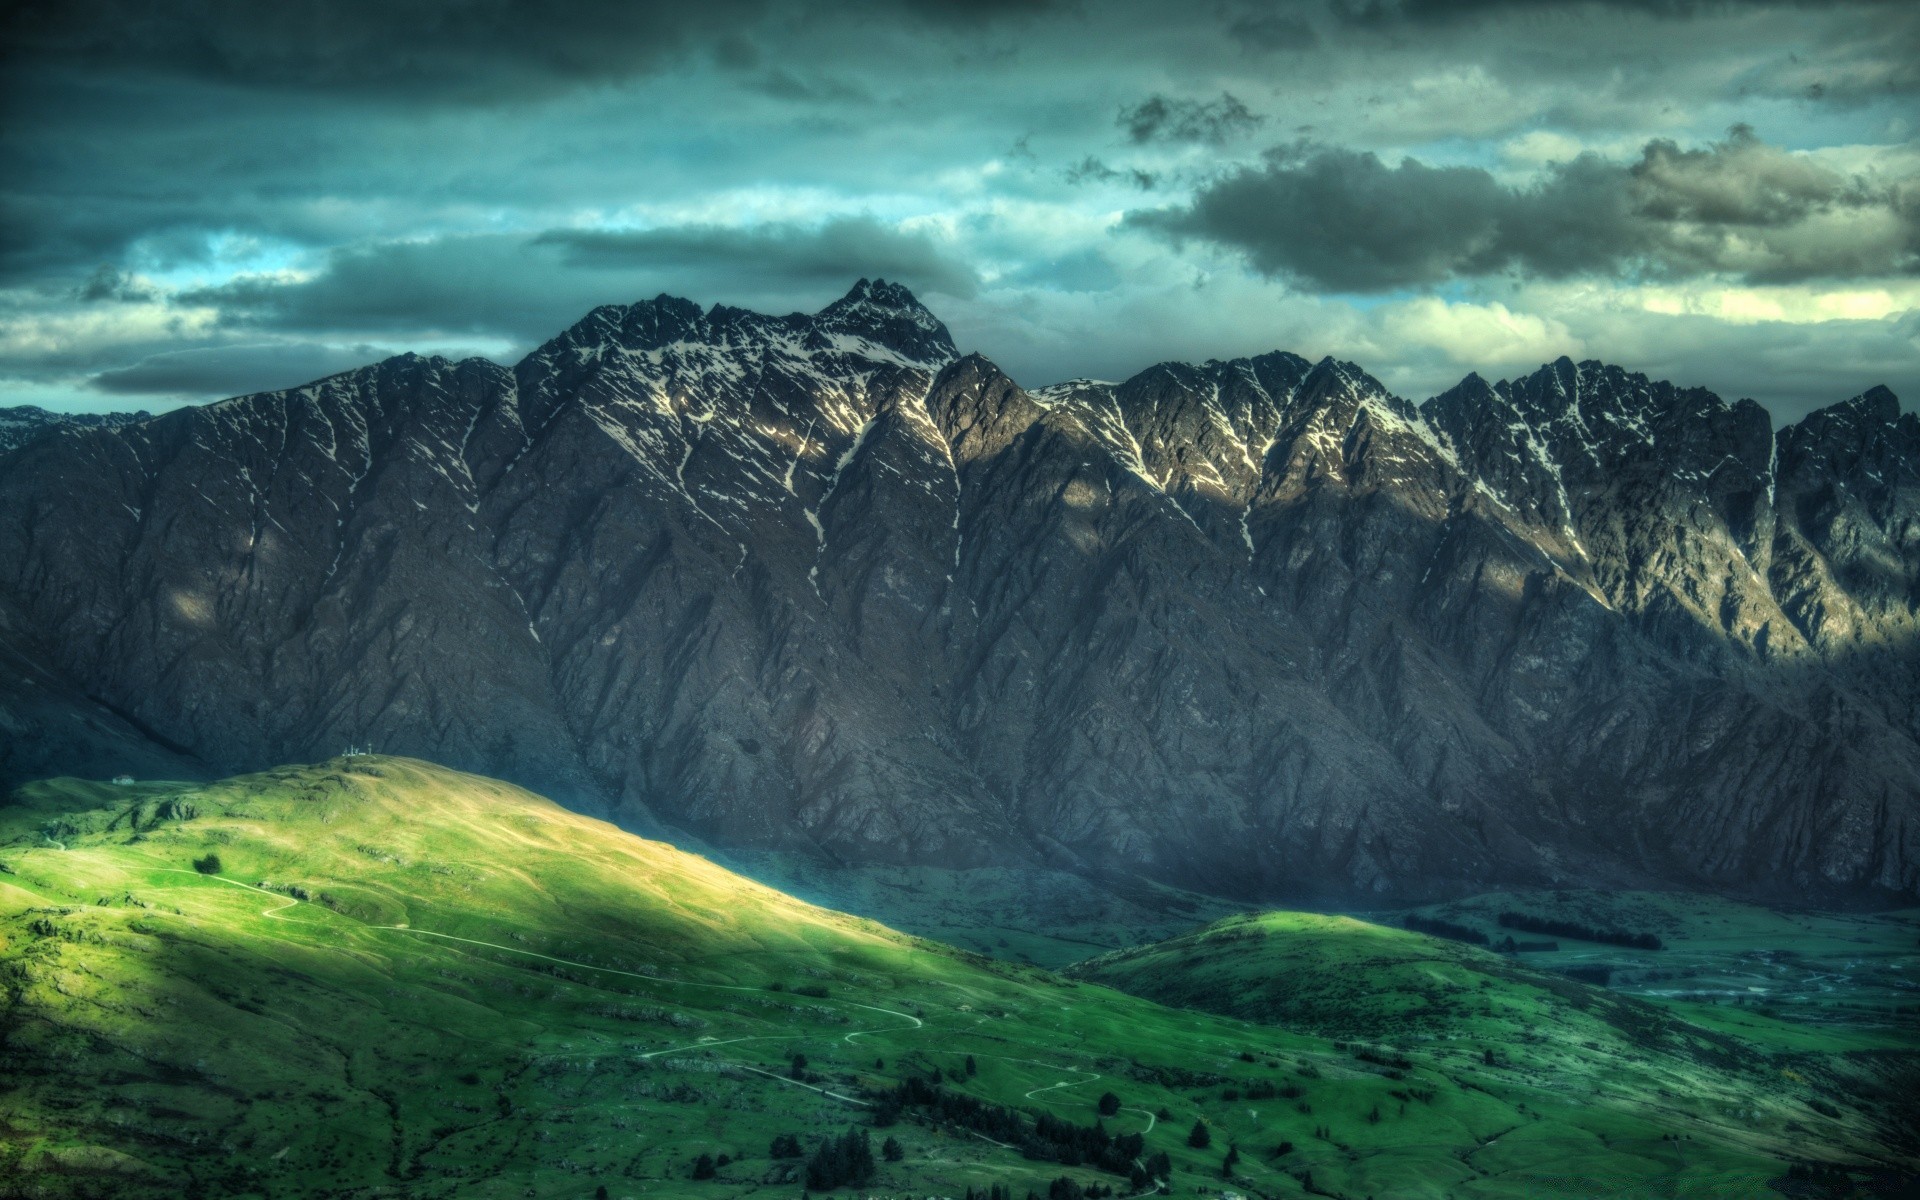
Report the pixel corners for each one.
[1064,158,1159,189]
[1328,0,1901,23]
[536,219,981,297]
[1,0,765,100]
[1137,129,1920,291]
[88,342,389,398]
[1,0,1064,101]
[4,0,1915,417]
[1223,10,1319,52]
[74,266,158,304]
[1120,94,1265,145]
[182,219,978,343]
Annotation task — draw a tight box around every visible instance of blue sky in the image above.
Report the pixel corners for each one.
[3,0,1915,423]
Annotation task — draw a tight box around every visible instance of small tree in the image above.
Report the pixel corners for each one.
[965,1054,977,1076]
[192,853,222,875]
[691,1153,715,1180]
[805,1128,875,1190]
[1187,1119,1211,1149]
[1222,1145,1240,1178]
[882,1136,904,1162]
[791,1053,809,1080]
[1097,1091,1120,1116]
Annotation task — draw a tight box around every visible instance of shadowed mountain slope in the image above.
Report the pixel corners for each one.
[0,282,1914,904]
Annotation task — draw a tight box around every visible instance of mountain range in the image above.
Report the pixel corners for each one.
[1,280,1914,905]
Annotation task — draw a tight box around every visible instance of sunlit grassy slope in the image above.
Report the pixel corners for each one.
[1,758,1912,1198]
[1070,910,1919,1197]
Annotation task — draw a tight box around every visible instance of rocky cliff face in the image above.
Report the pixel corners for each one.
[0,404,149,454]
[1,281,1914,903]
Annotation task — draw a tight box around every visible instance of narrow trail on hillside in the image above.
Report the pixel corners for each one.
[370,923,926,1031]
[735,1063,872,1106]
[154,869,303,919]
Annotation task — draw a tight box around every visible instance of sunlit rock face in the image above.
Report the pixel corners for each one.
[1,281,1914,904]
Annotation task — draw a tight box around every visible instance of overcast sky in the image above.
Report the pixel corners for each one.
[3,0,1916,423]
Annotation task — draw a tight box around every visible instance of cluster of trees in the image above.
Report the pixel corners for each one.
[873,1077,1147,1180]
[1498,911,1663,950]
[804,1128,875,1190]
[1031,1112,1144,1173]
[769,1133,804,1158]
[1559,964,1614,985]
[873,1075,1026,1143]
[1403,914,1488,945]
[1783,1161,1854,1186]
[1352,1047,1412,1071]
[192,853,223,875]
[1222,1079,1297,1101]
[960,1184,1120,1200]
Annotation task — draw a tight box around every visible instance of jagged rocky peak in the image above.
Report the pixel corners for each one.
[1425,355,1780,525]
[1769,384,1917,650]
[809,277,959,367]
[1779,384,1917,480]
[2,285,1918,906]
[926,352,1045,462]
[513,278,955,373]
[1031,350,1321,502]
[0,404,152,455]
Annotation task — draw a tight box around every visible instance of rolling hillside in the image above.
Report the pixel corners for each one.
[1,758,1910,1197]
[1071,910,1919,1197]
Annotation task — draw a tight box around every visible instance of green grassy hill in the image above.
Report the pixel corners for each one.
[1070,910,1919,1197]
[1,758,1911,1198]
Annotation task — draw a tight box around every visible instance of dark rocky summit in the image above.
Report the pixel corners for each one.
[1,281,1914,904]
[0,404,149,454]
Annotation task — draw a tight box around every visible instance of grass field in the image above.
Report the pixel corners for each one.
[1,758,1914,1198]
